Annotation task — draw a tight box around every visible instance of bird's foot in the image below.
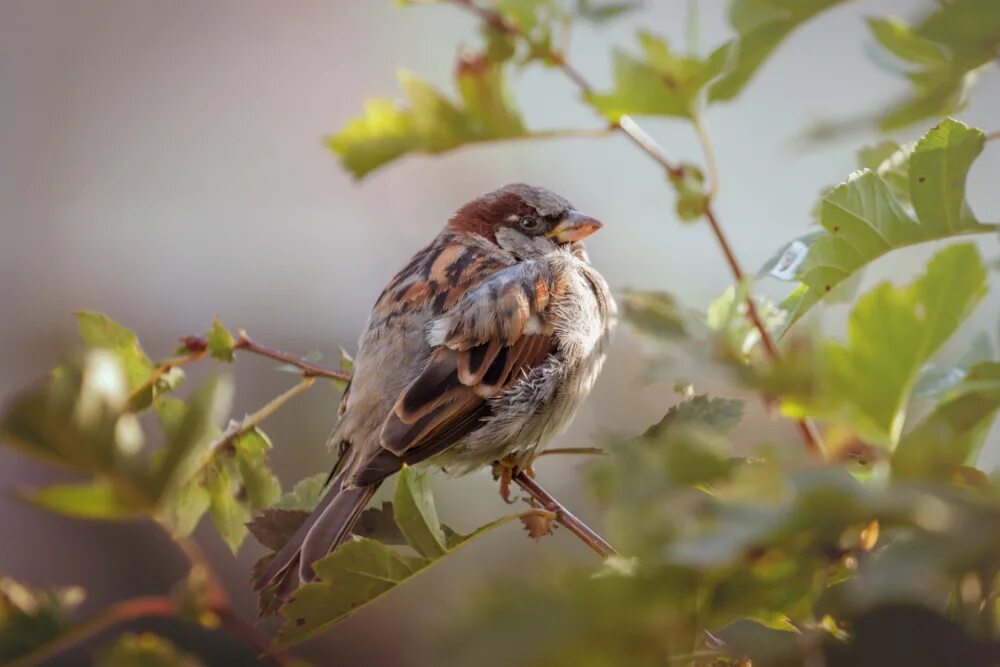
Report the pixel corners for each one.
[492,455,533,504]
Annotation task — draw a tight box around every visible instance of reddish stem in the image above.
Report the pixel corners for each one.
[514,471,618,559]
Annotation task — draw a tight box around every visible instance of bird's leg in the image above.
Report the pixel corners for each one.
[491,455,521,504]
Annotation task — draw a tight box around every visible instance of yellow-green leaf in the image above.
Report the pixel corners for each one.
[21,480,140,520]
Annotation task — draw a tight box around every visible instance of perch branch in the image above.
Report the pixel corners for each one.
[181,331,350,381]
[513,471,619,559]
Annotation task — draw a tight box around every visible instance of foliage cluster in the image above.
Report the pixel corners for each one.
[2,1,999,665]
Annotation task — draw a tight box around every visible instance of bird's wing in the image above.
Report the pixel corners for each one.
[351,258,567,485]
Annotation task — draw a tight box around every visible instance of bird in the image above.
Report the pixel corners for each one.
[254,183,615,595]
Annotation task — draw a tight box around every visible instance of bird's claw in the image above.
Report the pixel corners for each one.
[492,456,537,504]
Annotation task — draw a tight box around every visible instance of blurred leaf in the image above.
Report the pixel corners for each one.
[0,577,85,663]
[914,330,995,399]
[709,0,850,102]
[784,244,987,445]
[586,33,724,120]
[152,376,233,504]
[707,282,786,359]
[869,0,1000,129]
[327,54,528,178]
[855,139,912,205]
[0,352,146,479]
[671,163,709,221]
[20,480,139,520]
[574,0,641,23]
[75,312,154,392]
[716,619,805,667]
[893,362,1000,479]
[96,632,204,667]
[620,289,700,340]
[772,119,995,327]
[206,319,235,363]
[274,467,523,648]
[644,394,745,440]
[159,478,210,539]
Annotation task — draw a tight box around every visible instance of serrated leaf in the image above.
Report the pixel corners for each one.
[893,362,1000,479]
[709,0,850,102]
[273,473,329,511]
[205,461,251,553]
[586,33,724,120]
[75,312,155,391]
[20,480,140,520]
[0,577,85,663]
[206,319,235,362]
[773,120,996,327]
[274,472,525,648]
[393,467,448,559]
[785,244,987,445]
[914,331,995,399]
[159,477,210,538]
[96,632,205,667]
[234,428,281,509]
[327,56,527,178]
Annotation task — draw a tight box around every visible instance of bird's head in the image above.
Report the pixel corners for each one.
[448,183,603,258]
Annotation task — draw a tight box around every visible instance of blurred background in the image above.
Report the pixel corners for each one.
[1,1,997,664]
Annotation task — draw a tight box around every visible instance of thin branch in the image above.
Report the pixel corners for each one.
[693,114,720,199]
[234,332,350,381]
[1,596,178,667]
[188,376,316,483]
[513,471,619,559]
[535,447,608,459]
[987,130,1000,141]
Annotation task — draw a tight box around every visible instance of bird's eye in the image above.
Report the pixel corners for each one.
[519,215,542,232]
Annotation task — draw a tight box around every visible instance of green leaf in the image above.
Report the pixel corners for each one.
[0,352,144,476]
[393,467,448,559]
[273,473,329,511]
[234,428,281,509]
[75,312,155,391]
[870,0,1000,129]
[0,577,85,663]
[620,289,700,340]
[771,119,995,326]
[159,477,210,539]
[586,33,724,120]
[152,376,233,504]
[914,330,995,399]
[893,362,1000,479]
[786,244,987,445]
[327,56,527,178]
[96,632,205,667]
[205,460,251,553]
[708,0,850,102]
[274,471,524,648]
[867,17,947,66]
[20,480,139,520]
[644,394,745,440]
[574,0,641,24]
[206,319,235,362]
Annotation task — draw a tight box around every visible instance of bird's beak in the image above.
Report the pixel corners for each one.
[547,210,604,244]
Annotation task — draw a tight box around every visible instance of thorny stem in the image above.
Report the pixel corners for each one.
[446,0,825,458]
[513,471,619,559]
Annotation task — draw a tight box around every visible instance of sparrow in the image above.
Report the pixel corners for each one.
[255,183,615,594]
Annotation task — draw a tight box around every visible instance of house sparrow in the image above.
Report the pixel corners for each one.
[255,183,615,593]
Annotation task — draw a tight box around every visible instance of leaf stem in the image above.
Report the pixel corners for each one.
[693,114,720,199]
[513,471,618,559]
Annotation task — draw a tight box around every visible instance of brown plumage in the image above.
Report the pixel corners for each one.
[254,183,615,595]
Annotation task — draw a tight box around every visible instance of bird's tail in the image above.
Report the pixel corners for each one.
[254,474,378,591]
